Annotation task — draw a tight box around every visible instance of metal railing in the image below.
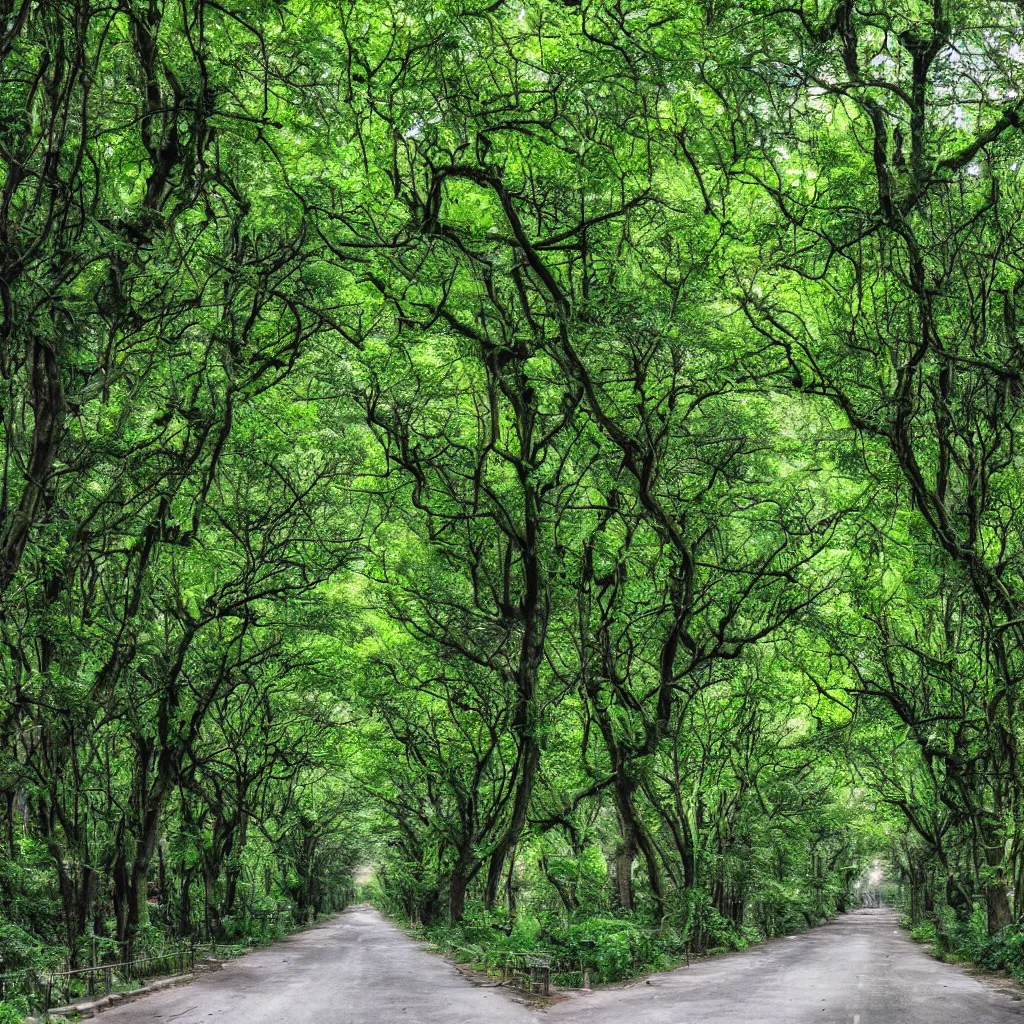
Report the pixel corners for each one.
[0,944,195,1013]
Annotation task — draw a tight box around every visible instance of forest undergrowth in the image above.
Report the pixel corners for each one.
[368,856,858,987]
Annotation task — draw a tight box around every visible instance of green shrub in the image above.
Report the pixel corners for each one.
[0,996,29,1024]
[0,924,41,975]
[566,917,650,982]
[958,917,1024,980]
[676,888,751,953]
[510,913,541,947]
[917,901,1024,981]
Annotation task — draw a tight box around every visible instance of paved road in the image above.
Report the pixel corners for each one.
[100,906,534,1024]
[100,907,1024,1024]
[546,908,1024,1024]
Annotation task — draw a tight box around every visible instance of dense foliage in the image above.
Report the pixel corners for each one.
[3,0,1024,1005]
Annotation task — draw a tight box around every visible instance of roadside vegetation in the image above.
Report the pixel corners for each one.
[5,0,1024,1019]
[395,881,857,989]
[907,906,1024,984]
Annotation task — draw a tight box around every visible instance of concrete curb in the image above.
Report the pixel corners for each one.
[45,973,195,1019]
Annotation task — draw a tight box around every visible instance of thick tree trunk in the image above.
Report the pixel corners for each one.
[53,856,80,967]
[123,816,162,955]
[449,871,468,923]
[483,735,540,908]
[613,776,665,918]
[223,810,248,916]
[982,816,1012,935]
[483,528,548,910]
[225,866,241,916]
[116,779,172,956]
[986,881,1012,936]
[202,859,218,939]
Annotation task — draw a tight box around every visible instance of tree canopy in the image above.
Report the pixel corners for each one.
[3,0,1024,1002]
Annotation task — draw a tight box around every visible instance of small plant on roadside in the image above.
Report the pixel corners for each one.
[0,996,29,1024]
[908,922,937,945]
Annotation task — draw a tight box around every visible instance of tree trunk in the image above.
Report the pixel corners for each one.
[908,881,924,925]
[982,817,1012,935]
[0,339,64,594]
[680,811,696,889]
[482,539,547,911]
[945,872,973,921]
[122,805,164,956]
[179,867,193,936]
[613,776,664,917]
[615,839,635,911]
[986,881,1012,936]
[483,735,540,908]
[203,859,217,939]
[505,848,517,915]
[540,854,578,913]
[907,860,927,926]
[449,870,468,923]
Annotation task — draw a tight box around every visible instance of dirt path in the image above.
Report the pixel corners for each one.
[97,907,1023,1024]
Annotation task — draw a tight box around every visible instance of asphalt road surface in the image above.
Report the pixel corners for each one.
[99,906,1024,1024]
[100,906,534,1024]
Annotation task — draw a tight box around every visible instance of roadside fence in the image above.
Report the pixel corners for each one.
[0,942,195,1013]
